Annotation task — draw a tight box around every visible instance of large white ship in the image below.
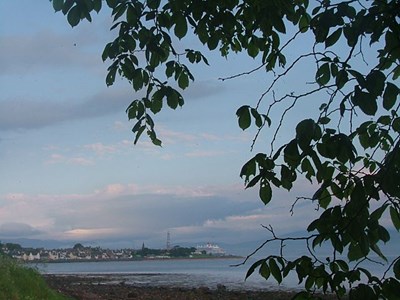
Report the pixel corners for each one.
[194,243,226,256]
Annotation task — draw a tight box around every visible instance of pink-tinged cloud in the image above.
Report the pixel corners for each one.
[84,142,117,156]
[64,228,122,239]
[199,133,220,141]
[0,182,283,244]
[113,121,127,131]
[45,153,93,166]
[69,157,94,166]
[46,153,65,164]
[96,183,139,197]
[158,127,197,144]
[4,193,26,201]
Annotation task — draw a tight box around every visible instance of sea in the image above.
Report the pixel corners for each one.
[32,254,398,292]
[33,258,297,291]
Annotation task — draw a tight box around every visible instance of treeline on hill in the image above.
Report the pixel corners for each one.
[137,245,197,257]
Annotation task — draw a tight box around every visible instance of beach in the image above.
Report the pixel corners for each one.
[43,274,309,300]
[38,259,341,299]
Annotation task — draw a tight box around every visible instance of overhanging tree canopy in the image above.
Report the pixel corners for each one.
[50,0,400,298]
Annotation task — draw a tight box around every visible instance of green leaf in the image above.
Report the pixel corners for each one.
[337,260,349,272]
[62,0,74,14]
[370,243,387,261]
[245,259,264,280]
[106,0,117,8]
[250,108,263,128]
[377,115,391,125]
[236,106,251,131]
[312,235,323,248]
[305,275,314,291]
[127,5,138,25]
[383,82,399,110]
[284,139,300,167]
[296,119,318,151]
[298,14,310,32]
[390,207,400,231]
[316,63,330,86]
[365,70,386,97]
[378,226,390,243]
[349,284,376,300]
[166,89,179,109]
[352,86,377,116]
[93,0,102,13]
[393,65,400,80]
[382,278,400,299]
[348,243,364,261]
[147,0,161,10]
[269,258,282,284]
[318,116,330,125]
[178,73,189,89]
[174,14,188,39]
[147,129,162,146]
[259,180,272,205]
[259,261,271,280]
[67,5,81,27]
[325,28,342,48]
[394,259,400,280]
[331,234,343,253]
[247,43,259,58]
[335,69,348,89]
[273,15,286,33]
[133,125,145,144]
[370,204,388,221]
[246,174,261,189]
[301,158,315,181]
[151,89,164,114]
[106,66,117,86]
[52,0,64,12]
[393,117,400,132]
[319,188,331,209]
[280,165,296,190]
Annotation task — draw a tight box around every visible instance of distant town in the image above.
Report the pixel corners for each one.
[0,241,234,262]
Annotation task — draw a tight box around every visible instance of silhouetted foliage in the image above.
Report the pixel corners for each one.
[50,1,400,298]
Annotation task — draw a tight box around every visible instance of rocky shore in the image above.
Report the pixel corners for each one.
[44,274,338,300]
[44,274,303,299]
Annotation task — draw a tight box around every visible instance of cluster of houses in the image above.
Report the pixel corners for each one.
[0,242,227,262]
[1,243,134,262]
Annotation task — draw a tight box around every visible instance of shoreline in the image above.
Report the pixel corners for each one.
[27,255,243,264]
[43,274,304,300]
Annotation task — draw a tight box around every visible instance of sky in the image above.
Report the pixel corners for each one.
[0,1,355,251]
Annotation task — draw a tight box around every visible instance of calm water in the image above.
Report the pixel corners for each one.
[34,258,297,291]
[33,255,397,291]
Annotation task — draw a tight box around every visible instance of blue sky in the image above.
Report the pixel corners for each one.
[0,1,357,250]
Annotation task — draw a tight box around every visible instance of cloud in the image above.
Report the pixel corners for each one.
[0,23,111,76]
[0,33,82,74]
[0,222,43,238]
[0,182,264,245]
[45,153,94,166]
[64,228,122,240]
[182,79,226,101]
[84,142,118,156]
[158,127,197,144]
[0,181,319,248]
[0,88,129,131]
